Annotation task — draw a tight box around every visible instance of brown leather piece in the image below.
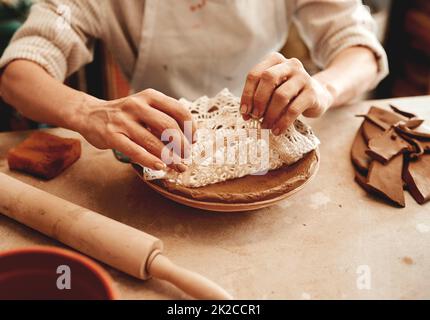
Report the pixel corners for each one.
[390,104,417,119]
[369,106,409,125]
[351,124,371,174]
[352,105,429,207]
[362,106,407,142]
[403,154,430,205]
[366,154,405,208]
[396,123,430,140]
[366,128,411,164]
[362,120,384,142]
[7,131,81,180]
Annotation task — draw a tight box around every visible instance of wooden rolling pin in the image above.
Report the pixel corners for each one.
[0,173,232,300]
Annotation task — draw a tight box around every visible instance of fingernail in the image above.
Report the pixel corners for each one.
[240,104,248,114]
[272,128,281,136]
[155,162,166,170]
[176,163,188,173]
[251,112,260,119]
[243,114,251,121]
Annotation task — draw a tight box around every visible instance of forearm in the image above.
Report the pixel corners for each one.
[0,59,193,171]
[0,60,99,132]
[313,46,379,108]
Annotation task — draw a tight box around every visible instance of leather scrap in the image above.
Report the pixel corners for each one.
[361,106,407,142]
[366,128,410,164]
[390,104,417,118]
[365,154,406,207]
[351,124,372,174]
[403,154,430,205]
[351,105,430,207]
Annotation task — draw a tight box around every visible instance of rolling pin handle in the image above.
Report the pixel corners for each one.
[148,254,233,300]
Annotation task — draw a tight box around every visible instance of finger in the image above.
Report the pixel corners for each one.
[134,105,191,159]
[240,52,285,118]
[139,89,197,142]
[252,63,295,119]
[110,133,166,171]
[242,113,251,121]
[272,89,311,135]
[262,74,307,129]
[124,120,188,173]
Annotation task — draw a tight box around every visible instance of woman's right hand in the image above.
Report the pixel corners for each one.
[77,89,196,172]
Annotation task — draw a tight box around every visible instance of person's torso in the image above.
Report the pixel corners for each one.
[103,0,291,100]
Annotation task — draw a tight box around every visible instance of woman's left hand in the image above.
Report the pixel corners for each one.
[240,52,335,135]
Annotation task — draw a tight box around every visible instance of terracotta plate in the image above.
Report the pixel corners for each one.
[134,149,320,212]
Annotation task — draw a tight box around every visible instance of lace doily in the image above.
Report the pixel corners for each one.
[143,89,320,187]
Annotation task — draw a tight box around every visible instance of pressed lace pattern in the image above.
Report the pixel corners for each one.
[143,89,319,187]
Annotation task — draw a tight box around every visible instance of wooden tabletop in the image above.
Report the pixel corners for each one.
[0,95,429,300]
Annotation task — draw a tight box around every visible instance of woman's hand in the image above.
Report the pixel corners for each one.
[240,52,335,135]
[78,89,196,172]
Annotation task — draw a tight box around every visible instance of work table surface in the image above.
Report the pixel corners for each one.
[0,96,429,300]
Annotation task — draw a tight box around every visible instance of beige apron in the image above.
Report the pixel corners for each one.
[131,0,288,100]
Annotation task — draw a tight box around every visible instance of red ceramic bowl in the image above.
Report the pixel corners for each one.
[0,246,118,300]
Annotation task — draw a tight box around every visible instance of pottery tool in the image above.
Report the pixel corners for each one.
[0,173,232,300]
